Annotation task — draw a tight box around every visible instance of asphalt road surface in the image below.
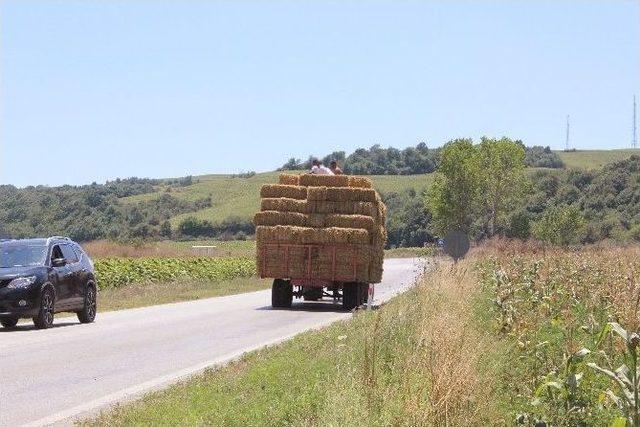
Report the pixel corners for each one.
[0,257,429,426]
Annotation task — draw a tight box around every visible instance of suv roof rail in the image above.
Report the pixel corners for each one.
[48,236,72,243]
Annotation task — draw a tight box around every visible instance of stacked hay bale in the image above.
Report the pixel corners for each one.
[254,173,387,283]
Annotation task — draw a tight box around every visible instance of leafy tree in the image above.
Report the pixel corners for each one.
[427,139,479,235]
[477,137,527,236]
[383,188,433,247]
[532,205,586,245]
[507,210,531,239]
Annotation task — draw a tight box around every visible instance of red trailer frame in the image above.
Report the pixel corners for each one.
[259,243,363,285]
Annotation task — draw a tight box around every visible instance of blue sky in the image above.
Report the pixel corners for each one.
[2,1,639,187]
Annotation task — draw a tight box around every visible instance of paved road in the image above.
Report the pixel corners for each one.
[0,258,428,426]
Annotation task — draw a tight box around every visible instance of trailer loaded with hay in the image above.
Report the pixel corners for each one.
[254,173,387,310]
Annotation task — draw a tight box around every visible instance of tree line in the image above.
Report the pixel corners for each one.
[0,177,253,242]
[280,142,564,175]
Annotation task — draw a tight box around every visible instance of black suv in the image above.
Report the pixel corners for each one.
[0,237,97,329]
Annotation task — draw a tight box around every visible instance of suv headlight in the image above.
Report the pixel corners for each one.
[7,276,37,289]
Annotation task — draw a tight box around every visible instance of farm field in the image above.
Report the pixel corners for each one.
[83,243,640,426]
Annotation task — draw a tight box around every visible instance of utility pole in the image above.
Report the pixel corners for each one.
[634,95,637,149]
[565,115,570,151]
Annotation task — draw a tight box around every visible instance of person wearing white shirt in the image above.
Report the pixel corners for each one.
[309,159,334,175]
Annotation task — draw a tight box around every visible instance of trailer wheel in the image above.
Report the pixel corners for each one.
[359,283,369,304]
[342,282,360,310]
[272,279,293,308]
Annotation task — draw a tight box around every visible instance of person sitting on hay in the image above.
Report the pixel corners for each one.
[329,160,343,175]
[309,159,334,175]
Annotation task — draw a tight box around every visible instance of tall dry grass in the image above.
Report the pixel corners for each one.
[321,259,500,426]
[406,260,499,426]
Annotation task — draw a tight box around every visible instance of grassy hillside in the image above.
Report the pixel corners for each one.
[122,172,433,225]
[556,148,639,169]
[119,148,638,227]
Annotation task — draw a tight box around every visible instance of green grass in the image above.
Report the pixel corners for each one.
[121,171,432,225]
[97,276,271,312]
[81,284,427,426]
[79,259,504,426]
[556,148,639,169]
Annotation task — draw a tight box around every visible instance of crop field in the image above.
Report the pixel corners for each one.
[94,257,256,289]
[475,242,640,425]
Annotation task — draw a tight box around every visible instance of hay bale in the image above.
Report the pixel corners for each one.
[327,187,377,202]
[260,184,307,200]
[370,225,387,247]
[256,225,369,245]
[325,214,376,232]
[308,200,379,218]
[306,186,328,201]
[257,242,371,282]
[299,174,350,187]
[306,187,376,202]
[348,176,373,188]
[279,173,300,185]
[254,211,307,227]
[261,198,309,214]
[307,214,325,228]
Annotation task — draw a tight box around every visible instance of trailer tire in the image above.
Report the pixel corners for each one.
[342,282,360,310]
[272,279,293,308]
[359,283,369,304]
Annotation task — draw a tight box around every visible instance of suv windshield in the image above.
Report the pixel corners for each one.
[0,242,48,268]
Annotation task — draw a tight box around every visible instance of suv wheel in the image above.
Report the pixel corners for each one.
[77,284,97,324]
[33,287,55,329]
[0,316,19,328]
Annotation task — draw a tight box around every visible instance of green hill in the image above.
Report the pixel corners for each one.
[122,172,433,225]
[122,148,639,226]
[556,149,640,169]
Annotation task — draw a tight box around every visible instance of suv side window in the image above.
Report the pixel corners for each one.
[61,244,79,264]
[51,245,64,263]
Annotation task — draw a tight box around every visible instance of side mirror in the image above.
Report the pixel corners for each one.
[52,257,67,267]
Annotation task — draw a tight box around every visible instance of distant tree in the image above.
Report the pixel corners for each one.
[477,137,527,236]
[279,157,303,170]
[160,221,172,238]
[427,139,480,235]
[507,210,531,239]
[178,217,215,237]
[524,145,564,168]
[532,205,586,245]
